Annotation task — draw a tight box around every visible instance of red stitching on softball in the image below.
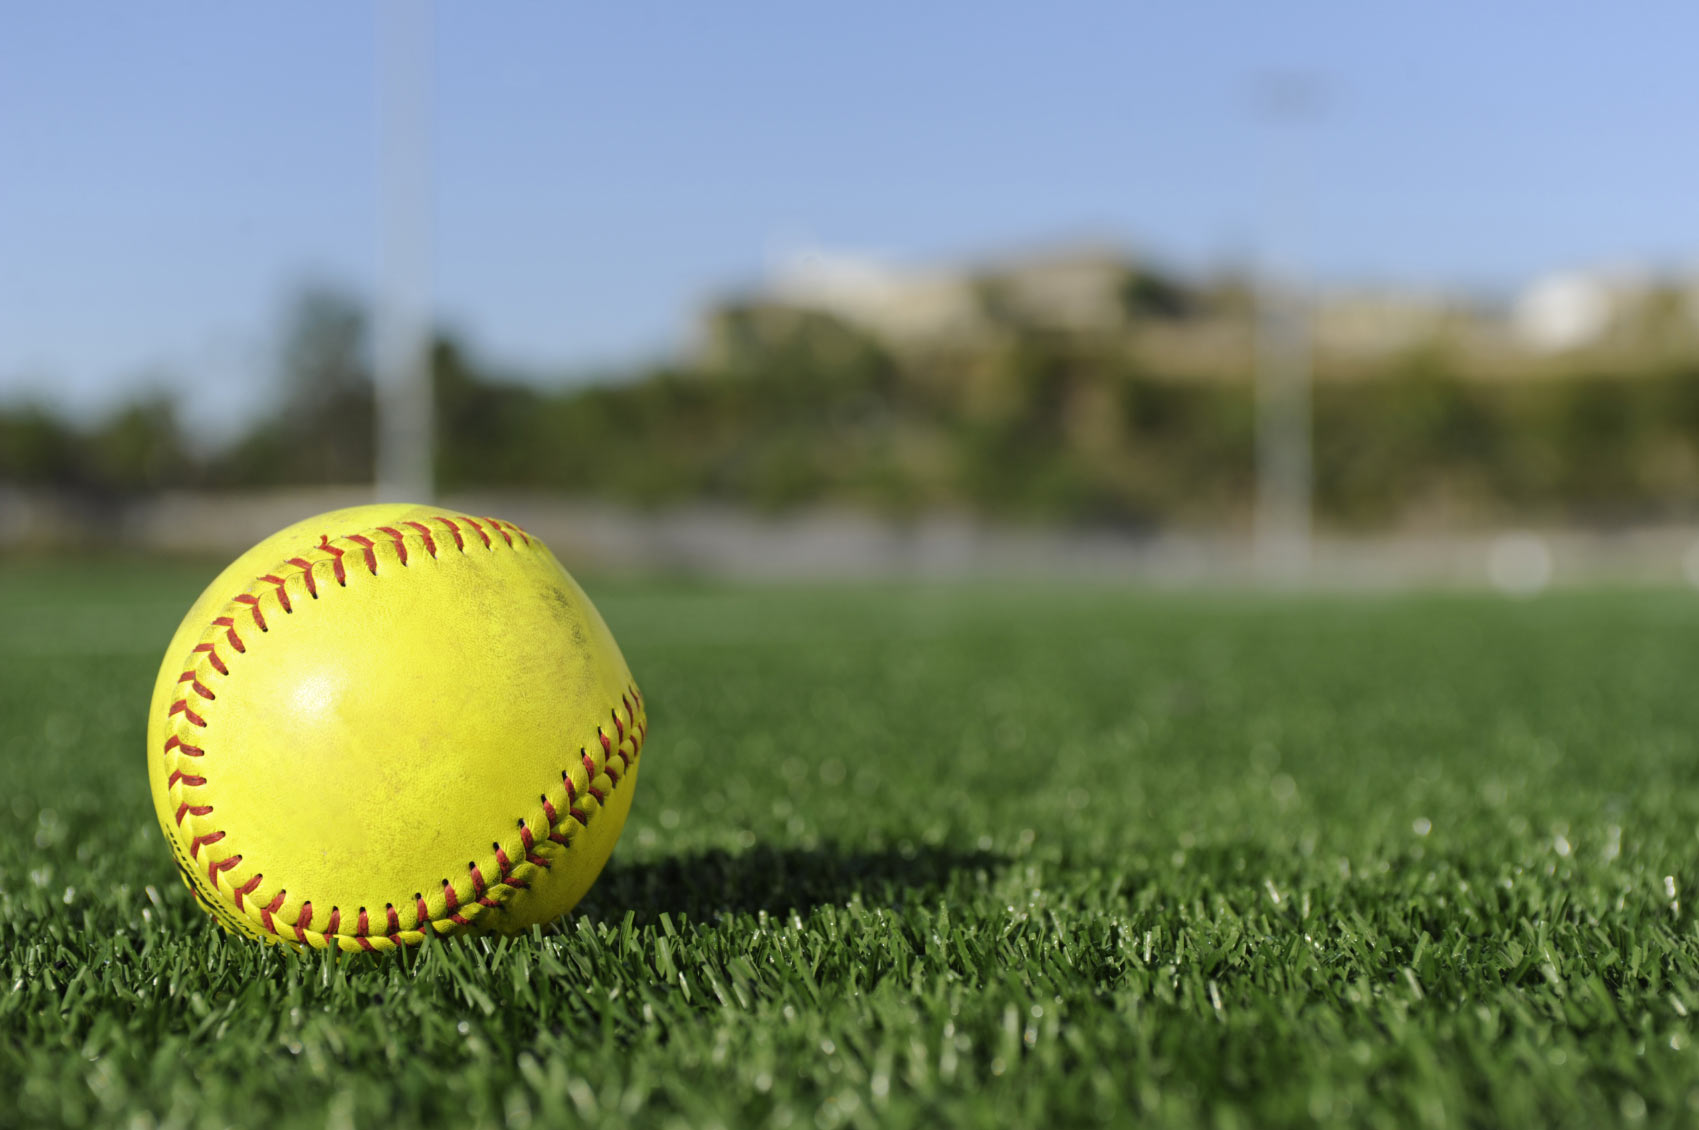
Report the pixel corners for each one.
[597,729,630,775]
[468,863,487,894]
[414,894,429,929]
[293,902,314,943]
[558,773,591,825]
[210,616,246,653]
[463,517,493,549]
[169,700,207,728]
[441,880,459,913]
[356,907,371,936]
[287,558,319,598]
[167,770,206,789]
[232,873,262,910]
[319,536,348,586]
[233,593,268,632]
[178,672,216,700]
[193,642,229,676]
[259,575,293,614]
[486,518,514,548]
[580,749,609,800]
[207,854,240,887]
[346,534,379,575]
[175,802,212,825]
[259,891,286,933]
[436,517,465,551]
[404,521,439,557]
[324,907,341,936]
[385,904,401,934]
[494,845,512,875]
[163,736,204,758]
[189,830,225,859]
[377,527,409,566]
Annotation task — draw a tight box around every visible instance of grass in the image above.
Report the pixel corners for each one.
[5,559,1699,1128]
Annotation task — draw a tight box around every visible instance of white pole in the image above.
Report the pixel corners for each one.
[375,0,435,503]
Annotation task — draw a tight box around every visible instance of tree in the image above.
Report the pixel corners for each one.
[216,287,374,485]
[87,392,192,491]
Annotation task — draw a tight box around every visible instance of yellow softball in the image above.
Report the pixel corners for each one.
[145,503,646,951]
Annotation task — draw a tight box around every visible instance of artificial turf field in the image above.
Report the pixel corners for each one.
[5,561,1699,1129]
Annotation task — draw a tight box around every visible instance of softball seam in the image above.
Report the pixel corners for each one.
[159,513,647,952]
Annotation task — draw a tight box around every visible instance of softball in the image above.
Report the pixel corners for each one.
[146,503,646,951]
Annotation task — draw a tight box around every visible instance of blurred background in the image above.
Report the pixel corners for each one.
[6,2,1699,587]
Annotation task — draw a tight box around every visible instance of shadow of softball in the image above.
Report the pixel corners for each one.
[578,843,1009,926]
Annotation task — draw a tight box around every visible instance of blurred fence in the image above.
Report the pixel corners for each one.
[6,485,1699,588]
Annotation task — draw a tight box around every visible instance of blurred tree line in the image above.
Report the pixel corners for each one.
[8,285,1699,530]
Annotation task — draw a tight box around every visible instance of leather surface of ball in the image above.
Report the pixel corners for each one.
[146,503,646,951]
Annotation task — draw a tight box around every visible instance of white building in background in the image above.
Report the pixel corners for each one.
[731,241,1138,350]
[1511,268,1699,354]
[707,239,1699,370]
[767,249,986,348]
[1512,272,1615,352]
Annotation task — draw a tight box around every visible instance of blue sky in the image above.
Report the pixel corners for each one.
[3,2,1697,433]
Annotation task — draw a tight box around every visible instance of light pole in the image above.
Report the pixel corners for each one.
[375,0,435,503]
